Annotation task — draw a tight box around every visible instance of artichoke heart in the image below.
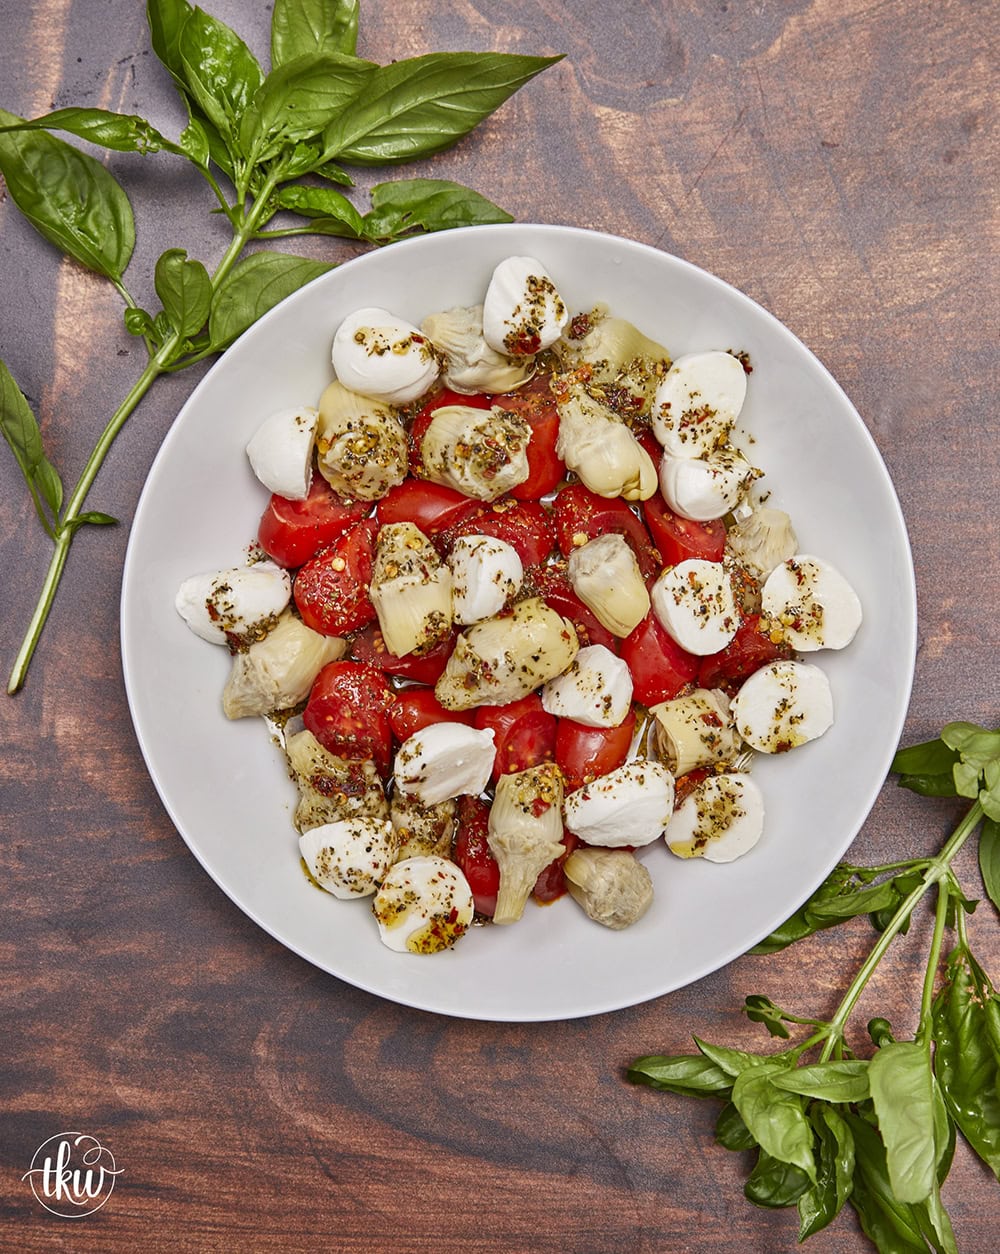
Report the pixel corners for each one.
[567,533,651,638]
[727,506,798,579]
[563,847,654,930]
[487,763,565,924]
[650,688,742,777]
[421,305,534,395]
[434,596,579,711]
[285,729,388,833]
[316,379,408,502]
[390,793,457,862]
[222,610,346,719]
[559,311,672,410]
[370,521,453,657]
[419,404,531,502]
[555,384,657,501]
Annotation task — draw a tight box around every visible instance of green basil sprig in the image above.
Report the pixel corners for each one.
[0,0,561,693]
[627,722,1000,1251]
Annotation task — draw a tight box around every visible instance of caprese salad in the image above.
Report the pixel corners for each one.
[175,255,863,955]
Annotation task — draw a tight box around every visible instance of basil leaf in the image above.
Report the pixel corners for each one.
[896,772,961,798]
[146,0,195,92]
[846,1112,929,1253]
[771,1060,870,1104]
[0,359,62,536]
[915,1185,959,1254]
[980,817,1000,912]
[731,1063,816,1182]
[178,113,211,167]
[0,107,179,155]
[797,1105,854,1241]
[932,946,1000,1179]
[272,185,364,238]
[65,511,118,534]
[806,878,901,924]
[742,994,790,1040]
[744,1149,811,1209]
[314,160,354,187]
[0,108,135,281]
[714,1101,755,1151]
[750,866,855,953]
[625,1052,732,1098]
[693,1037,762,1079]
[271,0,359,64]
[982,765,1000,823]
[891,735,959,778]
[177,6,264,159]
[362,177,513,242]
[154,248,212,338]
[941,721,1000,767]
[124,308,158,339]
[240,52,376,165]
[868,1041,937,1203]
[323,51,562,165]
[208,251,332,350]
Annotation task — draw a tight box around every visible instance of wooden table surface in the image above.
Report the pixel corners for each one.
[1,1,997,1249]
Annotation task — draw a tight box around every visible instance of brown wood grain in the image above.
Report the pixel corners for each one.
[1,1,997,1250]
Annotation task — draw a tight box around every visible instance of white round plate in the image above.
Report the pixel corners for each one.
[121,224,916,1022]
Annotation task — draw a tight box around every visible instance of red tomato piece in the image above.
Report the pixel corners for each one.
[375,478,482,536]
[697,613,793,691]
[302,660,395,775]
[632,424,663,467]
[256,476,368,569]
[350,625,456,685]
[553,482,660,580]
[293,518,377,636]
[441,498,556,567]
[555,709,637,793]
[452,795,499,917]
[643,492,726,565]
[523,562,619,651]
[495,375,566,500]
[388,686,473,743]
[408,388,493,475]
[532,829,578,904]
[621,613,700,707]
[474,693,557,781]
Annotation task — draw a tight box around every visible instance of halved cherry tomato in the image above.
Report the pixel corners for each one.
[257,476,368,569]
[621,613,700,707]
[555,709,637,792]
[302,660,395,775]
[452,795,499,917]
[553,482,660,580]
[697,613,792,691]
[375,478,482,536]
[523,562,619,651]
[388,687,473,743]
[293,518,377,636]
[350,625,455,685]
[532,829,578,903]
[495,375,566,500]
[643,492,726,565]
[441,498,556,567]
[474,693,557,780]
[408,388,493,475]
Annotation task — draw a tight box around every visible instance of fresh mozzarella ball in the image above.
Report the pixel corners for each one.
[665,773,765,862]
[482,256,569,355]
[372,855,475,953]
[563,760,676,848]
[732,659,834,753]
[245,406,317,500]
[651,351,748,457]
[447,534,524,625]
[658,447,757,521]
[332,307,440,405]
[650,559,740,656]
[540,644,633,728]
[298,817,396,898]
[393,722,497,806]
[175,561,291,646]
[761,555,863,651]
